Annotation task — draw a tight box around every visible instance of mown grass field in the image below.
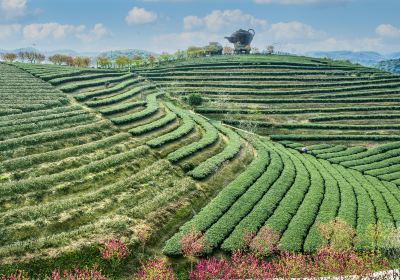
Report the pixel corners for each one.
[1,55,399,278]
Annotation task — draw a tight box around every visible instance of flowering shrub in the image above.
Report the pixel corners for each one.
[134,258,176,280]
[100,239,130,268]
[180,230,205,258]
[246,227,280,257]
[190,249,390,279]
[49,266,106,280]
[0,270,29,280]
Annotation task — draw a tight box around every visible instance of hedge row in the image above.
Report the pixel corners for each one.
[221,150,293,252]
[0,109,88,128]
[60,73,134,93]
[98,101,147,116]
[0,121,110,151]
[327,142,400,164]
[0,133,129,173]
[0,112,95,137]
[74,77,145,101]
[263,144,310,241]
[303,158,340,252]
[146,103,195,148]
[142,70,384,78]
[163,133,269,255]
[188,123,242,179]
[270,134,400,141]
[279,152,325,252]
[0,106,81,124]
[111,92,162,125]
[0,145,150,198]
[85,84,156,107]
[316,146,367,160]
[205,97,400,105]
[166,114,219,162]
[201,105,400,115]
[49,72,122,86]
[224,119,400,131]
[129,109,177,136]
[345,148,400,172]
[162,77,400,90]
[182,84,400,97]
[326,162,357,228]
[310,114,400,122]
[336,166,376,241]
[148,75,391,83]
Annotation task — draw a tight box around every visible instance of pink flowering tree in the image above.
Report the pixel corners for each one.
[100,239,130,269]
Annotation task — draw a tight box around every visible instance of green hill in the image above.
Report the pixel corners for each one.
[376,58,400,74]
[1,55,399,277]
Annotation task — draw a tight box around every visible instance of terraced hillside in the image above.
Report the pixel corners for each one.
[0,63,204,267]
[136,55,400,145]
[2,55,400,273]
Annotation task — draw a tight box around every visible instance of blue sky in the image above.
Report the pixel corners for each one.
[0,0,399,54]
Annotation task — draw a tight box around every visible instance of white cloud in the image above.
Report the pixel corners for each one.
[125,7,157,25]
[22,22,109,44]
[0,0,26,18]
[376,24,400,38]
[76,23,109,43]
[268,21,323,40]
[0,24,21,40]
[254,0,349,5]
[184,15,203,30]
[183,9,268,32]
[23,23,77,40]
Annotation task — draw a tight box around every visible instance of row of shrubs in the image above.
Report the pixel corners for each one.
[111,92,161,125]
[0,121,111,151]
[0,145,150,198]
[59,73,133,93]
[163,133,270,255]
[167,113,219,162]
[86,84,156,108]
[74,76,144,101]
[146,102,195,148]
[49,72,121,86]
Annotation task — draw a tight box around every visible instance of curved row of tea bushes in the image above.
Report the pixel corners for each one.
[146,103,195,148]
[129,108,177,136]
[163,134,270,255]
[167,114,219,162]
[0,145,150,197]
[49,72,122,86]
[59,73,134,93]
[221,149,292,252]
[111,92,162,125]
[74,77,145,101]
[0,121,110,151]
[187,124,242,179]
[0,133,130,172]
[99,100,147,115]
[86,84,157,107]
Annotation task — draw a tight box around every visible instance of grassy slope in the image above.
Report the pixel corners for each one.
[1,55,400,277]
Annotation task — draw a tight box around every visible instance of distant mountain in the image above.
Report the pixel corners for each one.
[375,59,400,74]
[307,51,387,66]
[390,52,400,59]
[98,49,156,60]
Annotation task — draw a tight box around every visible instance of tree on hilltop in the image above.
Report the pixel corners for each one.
[1,53,17,62]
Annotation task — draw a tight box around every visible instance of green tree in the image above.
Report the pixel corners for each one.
[1,53,17,62]
[97,56,110,68]
[188,93,203,106]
